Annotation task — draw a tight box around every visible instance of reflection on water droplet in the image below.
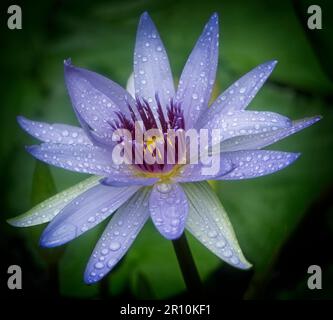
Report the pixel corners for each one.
[157,183,172,193]
[208,231,217,238]
[216,240,226,248]
[223,249,232,258]
[109,241,121,251]
[95,262,104,270]
[107,258,117,268]
[101,248,109,255]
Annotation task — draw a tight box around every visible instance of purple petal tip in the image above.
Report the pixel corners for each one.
[83,274,98,285]
[25,145,37,154]
[211,12,219,20]
[64,58,72,67]
[17,115,26,128]
[140,11,150,22]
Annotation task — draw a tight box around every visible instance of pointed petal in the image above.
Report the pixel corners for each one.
[218,116,322,152]
[18,116,92,145]
[84,188,150,284]
[198,61,277,128]
[218,150,300,180]
[204,110,292,145]
[134,12,175,113]
[149,183,188,240]
[176,13,219,128]
[178,150,300,182]
[7,176,100,227]
[40,184,140,247]
[64,59,135,143]
[26,143,132,176]
[183,181,251,269]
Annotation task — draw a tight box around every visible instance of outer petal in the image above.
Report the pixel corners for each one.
[218,116,322,152]
[176,13,219,129]
[149,183,188,240]
[40,184,140,247]
[7,176,100,227]
[18,116,92,145]
[84,187,150,284]
[198,61,277,128]
[26,143,132,176]
[204,110,292,145]
[178,150,300,182]
[218,150,300,180]
[64,59,136,142]
[183,181,251,269]
[134,12,175,113]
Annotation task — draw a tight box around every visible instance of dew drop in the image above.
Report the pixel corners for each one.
[223,249,232,258]
[101,248,109,256]
[216,240,226,248]
[208,231,217,238]
[109,241,121,251]
[94,262,104,270]
[171,219,180,227]
[107,258,117,268]
[157,183,172,193]
[87,216,96,223]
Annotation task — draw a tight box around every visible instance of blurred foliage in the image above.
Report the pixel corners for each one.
[0,0,333,299]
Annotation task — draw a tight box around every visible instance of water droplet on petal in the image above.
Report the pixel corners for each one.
[216,240,226,248]
[109,241,121,251]
[95,262,104,270]
[157,183,172,193]
[107,258,117,268]
[101,248,109,256]
[208,231,218,238]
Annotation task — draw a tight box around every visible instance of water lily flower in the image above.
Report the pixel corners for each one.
[8,12,321,285]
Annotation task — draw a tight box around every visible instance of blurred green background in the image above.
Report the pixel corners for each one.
[1,0,333,299]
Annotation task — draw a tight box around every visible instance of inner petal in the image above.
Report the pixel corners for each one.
[110,95,186,176]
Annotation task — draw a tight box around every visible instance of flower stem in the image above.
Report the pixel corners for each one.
[172,233,202,295]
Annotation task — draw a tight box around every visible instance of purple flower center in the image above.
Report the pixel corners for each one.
[110,94,186,174]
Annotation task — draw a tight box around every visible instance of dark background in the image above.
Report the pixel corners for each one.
[0,0,332,299]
